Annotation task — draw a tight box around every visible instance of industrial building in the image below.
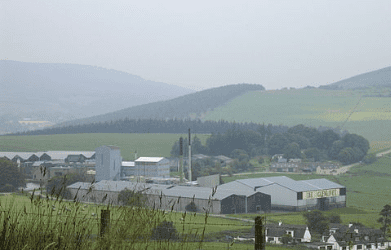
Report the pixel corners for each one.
[95,145,122,181]
[134,157,170,178]
[67,180,271,214]
[218,176,346,211]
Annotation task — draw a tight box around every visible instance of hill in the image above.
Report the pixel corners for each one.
[201,88,391,142]
[56,84,265,127]
[319,66,391,90]
[0,60,194,134]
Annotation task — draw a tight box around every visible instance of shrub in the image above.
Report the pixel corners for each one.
[185,201,198,212]
[151,220,178,241]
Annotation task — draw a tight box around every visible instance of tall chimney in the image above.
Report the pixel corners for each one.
[188,128,192,184]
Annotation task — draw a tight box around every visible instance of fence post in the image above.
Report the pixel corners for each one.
[255,216,265,250]
[100,209,110,237]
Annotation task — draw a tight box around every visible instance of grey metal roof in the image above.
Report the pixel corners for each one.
[67,180,263,201]
[218,176,345,193]
[299,179,344,189]
[46,151,95,160]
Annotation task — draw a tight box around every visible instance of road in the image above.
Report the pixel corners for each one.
[376,148,391,158]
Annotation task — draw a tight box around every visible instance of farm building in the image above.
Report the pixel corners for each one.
[67,180,271,214]
[134,157,170,178]
[218,176,346,211]
[0,151,95,162]
[95,146,122,182]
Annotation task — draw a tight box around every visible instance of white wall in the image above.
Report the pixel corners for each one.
[257,183,297,207]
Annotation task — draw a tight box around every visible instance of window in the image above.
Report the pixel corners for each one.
[320,247,326,250]
[231,208,236,214]
[256,205,262,212]
[366,245,371,249]
[327,246,332,250]
[342,247,347,250]
[357,245,362,249]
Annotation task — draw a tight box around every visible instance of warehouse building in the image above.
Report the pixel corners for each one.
[218,176,346,211]
[134,157,170,178]
[67,180,271,214]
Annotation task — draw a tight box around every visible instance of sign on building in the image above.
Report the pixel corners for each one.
[303,188,340,200]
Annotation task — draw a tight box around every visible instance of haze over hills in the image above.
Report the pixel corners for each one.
[0,60,195,134]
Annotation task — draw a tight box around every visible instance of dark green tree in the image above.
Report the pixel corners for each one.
[268,133,289,155]
[0,158,25,192]
[378,204,391,237]
[230,149,249,162]
[314,130,341,150]
[303,210,329,235]
[328,215,342,223]
[304,147,322,162]
[329,140,345,159]
[342,133,370,156]
[283,142,302,160]
[46,172,90,198]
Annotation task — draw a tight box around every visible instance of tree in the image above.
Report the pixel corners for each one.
[329,140,345,159]
[303,210,329,235]
[283,142,302,160]
[329,215,342,223]
[230,149,249,162]
[378,204,391,237]
[314,130,341,150]
[268,133,289,155]
[151,220,177,241]
[46,172,90,198]
[304,148,321,162]
[0,158,25,192]
[342,133,370,156]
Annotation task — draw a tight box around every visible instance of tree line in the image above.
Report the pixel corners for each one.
[11,118,292,135]
[170,124,369,165]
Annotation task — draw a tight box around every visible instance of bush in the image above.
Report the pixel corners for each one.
[363,154,377,164]
[151,220,178,241]
[185,201,198,212]
[329,215,342,223]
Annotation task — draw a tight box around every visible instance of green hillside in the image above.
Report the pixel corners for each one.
[319,66,391,90]
[202,88,391,142]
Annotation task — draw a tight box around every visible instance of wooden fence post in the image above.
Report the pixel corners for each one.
[255,216,265,250]
[100,209,110,237]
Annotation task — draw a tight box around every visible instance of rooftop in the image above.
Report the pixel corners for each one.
[135,157,165,163]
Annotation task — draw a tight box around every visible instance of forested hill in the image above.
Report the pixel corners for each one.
[319,66,391,90]
[56,84,265,127]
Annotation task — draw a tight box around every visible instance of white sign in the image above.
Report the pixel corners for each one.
[303,188,340,200]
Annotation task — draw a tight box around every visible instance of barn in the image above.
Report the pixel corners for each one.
[218,176,346,211]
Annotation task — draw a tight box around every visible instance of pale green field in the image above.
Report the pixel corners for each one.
[369,141,391,154]
[202,89,391,142]
[0,133,210,160]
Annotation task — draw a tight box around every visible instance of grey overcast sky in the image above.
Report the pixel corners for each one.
[1,0,391,91]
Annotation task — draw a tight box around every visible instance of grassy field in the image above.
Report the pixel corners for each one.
[368,141,391,154]
[0,133,210,160]
[202,88,391,142]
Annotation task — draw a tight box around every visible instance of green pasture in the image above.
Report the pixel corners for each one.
[202,88,391,142]
[0,133,210,160]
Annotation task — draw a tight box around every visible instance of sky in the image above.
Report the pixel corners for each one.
[1,0,391,91]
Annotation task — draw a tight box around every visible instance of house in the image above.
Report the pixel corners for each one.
[317,223,391,250]
[264,222,311,244]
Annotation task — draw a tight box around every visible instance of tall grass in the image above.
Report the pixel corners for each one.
[0,188,217,249]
